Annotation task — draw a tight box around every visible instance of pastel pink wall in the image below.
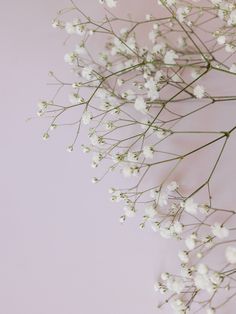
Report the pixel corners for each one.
[1,1,235,313]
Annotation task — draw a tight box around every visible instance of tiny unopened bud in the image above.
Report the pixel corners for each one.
[50,124,57,130]
[81,145,90,153]
[139,222,145,230]
[43,133,49,140]
[37,110,43,117]
[72,82,82,88]
[120,215,126,223]
[67,145,73,152]
[91,177,99,184]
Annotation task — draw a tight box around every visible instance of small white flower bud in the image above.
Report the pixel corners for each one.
[91,177,99,184]
[66,146,74,152]
[119,215,126,223]
[43,133,49,140]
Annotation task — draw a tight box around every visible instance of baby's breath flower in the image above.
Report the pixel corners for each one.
[99,0,117,8]
[66,145,74,152]
[134,96,148,113]
[143,146,154,159]
[82,111,92,125]
[225,246,236,264]
[211,222,229,239]
[43,133,50,140]
[183,198,198,215]
[164,50,179,65]
[193,85,205,99]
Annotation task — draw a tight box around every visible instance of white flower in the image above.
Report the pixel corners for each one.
[37,101,48,112]
[151,222,159,232]
[143,146,154,159]
[178,250,189,263]
[228,10,236,26]
[176,7,190,23]
[75,45,86,55]
[64,52,77,65]
[127,152,139,162]
[167,277,185,294]
[90,134,99,146]
[206,308,215,314]
[148,30,157,43]
[100,0,117,8]
[161,272,169,281]
[81,66,94,80]
[151,189,168,207]
[43,133,49,140]
[52,19,64,29]
[92,153,102,167]
[217,35,226,45]
[193,85,205,99]
[153,281,159,292]
[166,181,179,192]
[197,263,208,275]
[183,198,198,215]
[170,298,186,313]
[65,20,85,35]
[66,145,73,152]
[81,145,90,153]
[134,96,147,113]
[90,134,104,146]
[110,190,122,202]
[180,266,191,279]
[173,221,183,234]
[91,177,99,184]
[123,89,135,101]
[185,236,196,250]
[194,264,215,293]
[123,205,135,217]
[160,225,172,239]
[173,278,185,294]
[145,204,157,218]
[65,22,76,34]
[211,222,229,239]
[153,42,166,54]
[82,111,92,125]
[194,273,213,293]
[69,93,82,105]
[164,50,179,65]
[144,78,159,100]
[155,71,163,82]
[122,166,132,177]
[225,246,236,264]
[122,165,139,177]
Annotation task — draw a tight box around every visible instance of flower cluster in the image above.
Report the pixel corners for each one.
[39,0,236,312]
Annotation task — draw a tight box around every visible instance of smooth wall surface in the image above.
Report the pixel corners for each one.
[1,1,235,314]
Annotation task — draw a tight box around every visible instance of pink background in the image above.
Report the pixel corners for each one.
[1,1,235,313]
